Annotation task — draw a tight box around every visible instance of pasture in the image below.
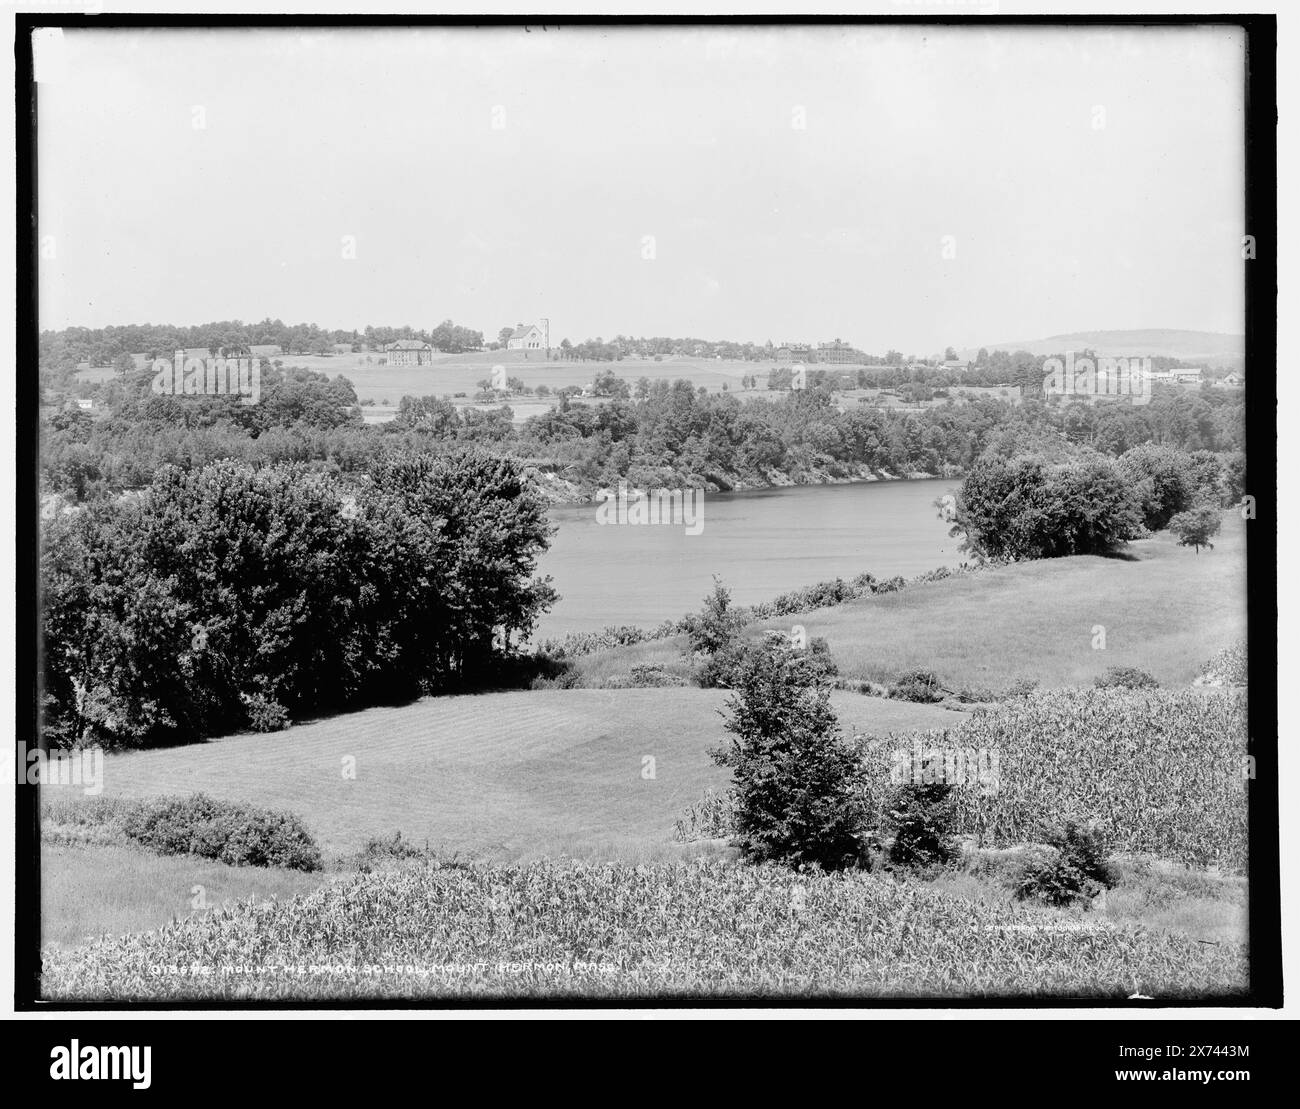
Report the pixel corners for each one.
[267,351,766,406]
[572,515,1247,691]
[41,842,325,949]
[65,689,956,860]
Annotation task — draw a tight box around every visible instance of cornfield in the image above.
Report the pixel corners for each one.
[856,688,1249,872]
[42,857,1246,1000]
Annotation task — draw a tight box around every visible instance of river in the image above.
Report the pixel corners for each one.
[535,478,962,639]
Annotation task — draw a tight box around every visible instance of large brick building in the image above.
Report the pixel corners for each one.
[384,339,435,366]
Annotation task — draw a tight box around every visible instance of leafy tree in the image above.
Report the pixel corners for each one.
[1169,502,1222,553]
[955,453,1141,561]
[1117,444,1194,531]
[40,452,555,747]
[710,634,869,869]
[683,576,745,658]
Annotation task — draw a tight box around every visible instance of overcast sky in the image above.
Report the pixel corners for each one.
[36,24,1246,354]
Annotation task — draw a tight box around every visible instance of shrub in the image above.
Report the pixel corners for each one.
[1002,678,1039,699]
[802,637,840,682]
[1014,819,1116,907]
[889,669,945,703]
[628,664,687,688]
[693,639,749,689]
[956,686,998,704]
[1197,641,1247,687]
[121,793,323,871]
[529,667,582,690]
[1094,666,1158,690]
[354,830,428,871]
[710,636,869,869]
[241,692,290,733]
[682,576,745,658]
[886,779,958,870]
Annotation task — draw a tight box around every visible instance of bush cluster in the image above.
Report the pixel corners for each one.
[121,793,323,871]
[42,451,555,747]
[1014,819,1117,907]
[1094,666,1159,690]
[889,669,945,703]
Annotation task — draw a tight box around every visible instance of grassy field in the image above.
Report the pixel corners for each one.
[41,841,326,949]
[68,689,955,861]
[572,515,1246,691]
[250,351,765,405]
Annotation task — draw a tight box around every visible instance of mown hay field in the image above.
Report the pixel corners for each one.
[42,857,1247,1001]
[75,689,955,859]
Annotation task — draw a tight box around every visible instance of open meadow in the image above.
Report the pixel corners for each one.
[571,515,1247,690]
[52,690,956,860]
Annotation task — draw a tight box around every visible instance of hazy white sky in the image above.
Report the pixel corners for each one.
[36,24,1246,353]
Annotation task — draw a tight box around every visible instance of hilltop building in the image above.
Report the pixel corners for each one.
[383,339,435,367]
[506,320,550,351]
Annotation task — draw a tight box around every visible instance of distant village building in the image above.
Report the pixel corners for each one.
[774,341,863,365]
[383,339,434,366]
[1172,367,1204,384]
[941,359,968,373]
[817,341,862,365]
[1217,372,1244,388]
[775,344,814,363]
[75,398,93,410]
[506,321,549,351]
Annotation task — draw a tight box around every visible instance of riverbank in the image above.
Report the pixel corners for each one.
[530,461,959,506]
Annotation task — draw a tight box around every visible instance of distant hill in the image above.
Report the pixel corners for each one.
[961,329,1244,369]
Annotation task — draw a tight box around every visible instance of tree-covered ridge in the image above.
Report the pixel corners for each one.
[42,351,1245,507]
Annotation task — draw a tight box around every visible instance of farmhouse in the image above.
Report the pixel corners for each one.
[1173,366,1204,384]
[383,339,435,366]
[506,322,548,351]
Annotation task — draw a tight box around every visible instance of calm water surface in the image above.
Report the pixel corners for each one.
[535,479,961,638]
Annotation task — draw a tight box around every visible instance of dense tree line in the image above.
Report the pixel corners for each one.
[948,443,1243,562]
[37,318,486,387]
[41,356,1245,508]
[40,451,555,748]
